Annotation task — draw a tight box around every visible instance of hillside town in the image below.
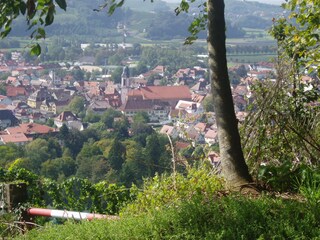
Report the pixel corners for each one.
[1,48,317,167]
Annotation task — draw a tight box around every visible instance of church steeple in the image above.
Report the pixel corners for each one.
[121,66,130,88]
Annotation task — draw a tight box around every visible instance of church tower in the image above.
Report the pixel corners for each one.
[120,66,130,106]
[121,66,130,88]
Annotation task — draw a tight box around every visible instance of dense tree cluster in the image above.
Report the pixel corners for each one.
[0,110,174,187]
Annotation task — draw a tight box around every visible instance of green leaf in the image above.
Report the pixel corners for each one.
[45,8,55,26]
[27,0,36,17]
[37,28,46,38]
[0,27,11,39]
[31,44,41,56]
[19,2,27,15]
[55,0,67,11]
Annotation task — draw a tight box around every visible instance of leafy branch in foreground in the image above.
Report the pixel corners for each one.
[270,0,320,74]
[174,0,207,44]
[0,0,67,55]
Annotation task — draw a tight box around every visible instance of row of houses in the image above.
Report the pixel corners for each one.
[0,109,81,145]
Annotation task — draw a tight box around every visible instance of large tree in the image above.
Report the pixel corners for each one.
[0,0,252,188]
[206,0,252,187]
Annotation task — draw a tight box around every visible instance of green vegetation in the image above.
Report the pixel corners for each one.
[0,0,319,239]
[13,167,320,239]
[16,198,319,240]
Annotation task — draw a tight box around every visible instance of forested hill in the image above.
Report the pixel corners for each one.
[9,0,282,40]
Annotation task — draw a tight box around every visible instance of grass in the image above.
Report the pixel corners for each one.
[14,195,320,240]
[12,168,320,240]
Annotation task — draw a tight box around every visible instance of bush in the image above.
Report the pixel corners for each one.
[14,167,320,240]
[16,195,320,240]
[122,167,223,215]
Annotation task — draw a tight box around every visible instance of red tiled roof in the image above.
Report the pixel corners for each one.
[160,125,175,135]
[175,141,190,150]
[127,86,191,101]
[205,129,218,139]
[6,123,56,135]
[194,122,208,132]
[0,133,30,144]
[233,85,248,96]
[6,86,28,97]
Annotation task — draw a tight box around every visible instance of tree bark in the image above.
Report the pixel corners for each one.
[207,0,252,188]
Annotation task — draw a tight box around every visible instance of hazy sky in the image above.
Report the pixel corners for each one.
[252,0,284,4]
[164,0,284,5]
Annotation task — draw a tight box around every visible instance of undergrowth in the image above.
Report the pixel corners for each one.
[13,166,320,240]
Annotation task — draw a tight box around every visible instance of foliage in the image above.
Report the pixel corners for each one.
[139,46,201,72]
[42,177,131,214]
[0,144,24,168]
[241,79,320,191]
[240,0,320,191]
[122,166,223,215]
[111,67,123,84]
[202,94,214,112]
[66,96,85,116]
[0,167,132,218]
[295,167,320,207]
[0,0,67,54]
[75,140,105,180]
[14,167,320,240]
[270,0,320,74]
[41,156,76,181]
[21,138,62,174]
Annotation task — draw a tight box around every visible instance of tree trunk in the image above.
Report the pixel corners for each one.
[207,0,252,188]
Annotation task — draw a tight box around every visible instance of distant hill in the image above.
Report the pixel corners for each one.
[9,0,282,40]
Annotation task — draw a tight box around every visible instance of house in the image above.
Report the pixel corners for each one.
[204,129,218,146]
[39,89,73,114]
[182,126,205,145]
[0,109,19,130]
[104,88,122,108]
[175,100,203,114]
[159,125,178,139]
[194,122,210,133]
[0,133,30,145]
[5,122,57,139]
[152,65,166,77]
[138,65,166,79]
[233,95,247,112]
[27,87,52,109]
[54,111,84,130]
[121,96,171,122]
[87,99,110,113]
[6,86,28,100]
[175,141,191,151]
[126,85,192,108]
[39,99,57,114]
